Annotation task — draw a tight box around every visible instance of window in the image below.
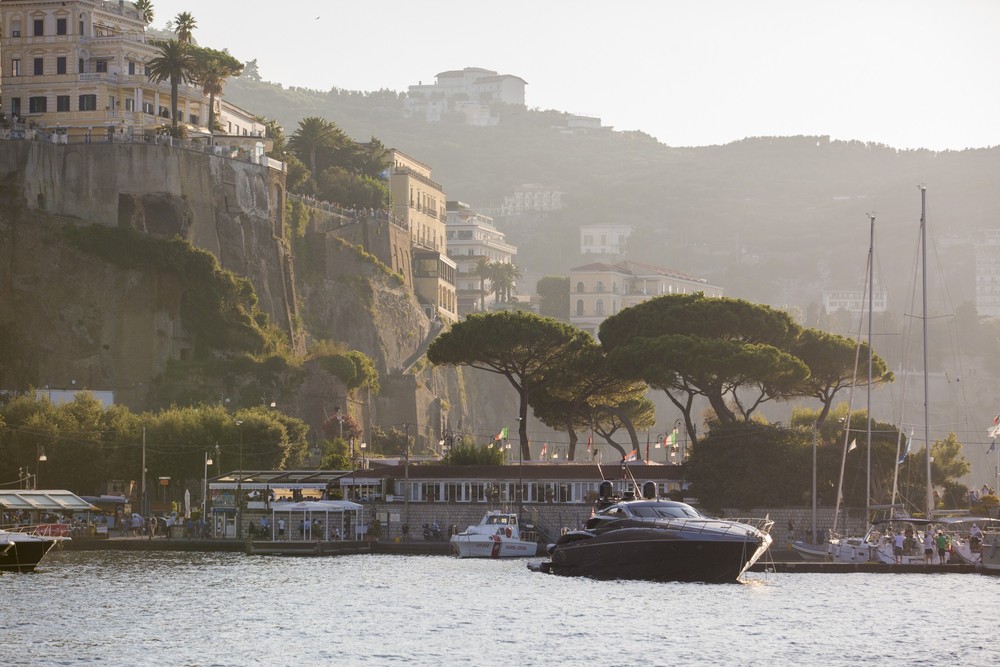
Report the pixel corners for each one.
[11,59,20,76]
[78,94,97,111]
[29,96,47,113]
[159,106,169,118]
[33,58,43,75]
[596,281,604,293]
[596,300,605,317]
[124,98,134,112]
[11,98,21,117]
[142,101,154,115]
[56,95,70,112]
[33,19,44,36]
[56,57,66,75]
[189,114,199,125]
[128,60,135,75]
[78,58,84,73]
[56,18,67,35]
[576,299,584,317]
[12,21,21,37]
[95,60,108,73]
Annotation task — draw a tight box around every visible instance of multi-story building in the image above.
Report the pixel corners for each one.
[580,223,633,256]
[445,201,517,316]
[0,0,263,142]
[405,67,526,125]
[387,149,456,322]
[974,229,1000,318]
[570,260,724,336]
[500,183,564,217]
[821,289,888,316]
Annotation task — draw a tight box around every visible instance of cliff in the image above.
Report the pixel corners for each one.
[0,141,515,446]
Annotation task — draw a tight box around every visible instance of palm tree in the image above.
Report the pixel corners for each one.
[472,256,493,312]
[173,11,197,44]
[287,117,339,177]
[190,47,242,144]
[146,39,194,136]
[133,0,154,25]
[489,262,522,303]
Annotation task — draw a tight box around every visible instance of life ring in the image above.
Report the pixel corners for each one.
[505,527,512,538]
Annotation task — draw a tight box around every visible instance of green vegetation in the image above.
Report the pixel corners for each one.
[428,311,592,460]
[0,392,310,496]
[63,224,276,356]
[442,440,506,465]
[284,117,391,207]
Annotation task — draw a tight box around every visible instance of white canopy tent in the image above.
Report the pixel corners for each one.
[267,500,364,541]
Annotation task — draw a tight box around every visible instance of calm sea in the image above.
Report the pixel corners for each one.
[2,550,998,667]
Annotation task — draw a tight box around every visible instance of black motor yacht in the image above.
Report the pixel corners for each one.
[532,482,773,583]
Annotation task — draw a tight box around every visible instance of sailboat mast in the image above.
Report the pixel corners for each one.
[920,185,933,517]
[866,213,875,522]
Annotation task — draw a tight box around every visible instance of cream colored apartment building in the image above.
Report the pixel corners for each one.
[570,260,724,336]
[387,148,456,322]
[0,0,262,141]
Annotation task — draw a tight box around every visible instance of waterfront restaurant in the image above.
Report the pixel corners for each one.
[208,469,351,539]
[208,463,686,539]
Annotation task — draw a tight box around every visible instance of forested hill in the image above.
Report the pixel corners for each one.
[225,77,1000,318]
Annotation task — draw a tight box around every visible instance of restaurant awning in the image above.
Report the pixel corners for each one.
[0,490,98,513]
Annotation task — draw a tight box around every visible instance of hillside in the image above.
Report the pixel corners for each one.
[226,77,1000,321]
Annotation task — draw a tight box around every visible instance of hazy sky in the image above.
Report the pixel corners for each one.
[152,0,1000,150]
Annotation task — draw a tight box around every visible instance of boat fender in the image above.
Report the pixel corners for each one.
[505,527,512,538]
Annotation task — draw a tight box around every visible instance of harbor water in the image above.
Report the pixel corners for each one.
[2,550,999,666]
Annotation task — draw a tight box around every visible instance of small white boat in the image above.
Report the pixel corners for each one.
[790,539,830,561]
[981,527,1000,573]
[450,511,538,558]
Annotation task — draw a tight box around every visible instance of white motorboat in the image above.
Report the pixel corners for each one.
[450,510,538,558]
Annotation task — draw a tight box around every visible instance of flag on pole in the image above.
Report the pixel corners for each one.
[898,432,912,465]
[587,433,592,453]
[624,449,638,462]
[495,426,508,441]
[988,418,1000,439]
[848,439,857,452]
[540,443,548,459]
[988,439,997,455]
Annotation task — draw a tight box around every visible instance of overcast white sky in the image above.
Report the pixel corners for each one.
[152,0,1000,150]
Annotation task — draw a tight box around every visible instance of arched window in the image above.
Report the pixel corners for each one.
[596,281,604,293]
[596,300,604,316]
[576,282,584,293]
[576,299,584,317]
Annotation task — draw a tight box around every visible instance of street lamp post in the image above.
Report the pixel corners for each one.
[360,441,367,469]
[36,445,47,490]
[236,420,243,539]
[203,451,214,526]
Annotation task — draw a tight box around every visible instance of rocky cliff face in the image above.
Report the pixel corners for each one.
[0,142,515,445]
[0,141,298,351]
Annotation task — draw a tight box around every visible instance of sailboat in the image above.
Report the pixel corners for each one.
[822,189,939,565]
[824,213,880,563]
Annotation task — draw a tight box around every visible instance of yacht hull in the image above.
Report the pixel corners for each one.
[544,527,770,583]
